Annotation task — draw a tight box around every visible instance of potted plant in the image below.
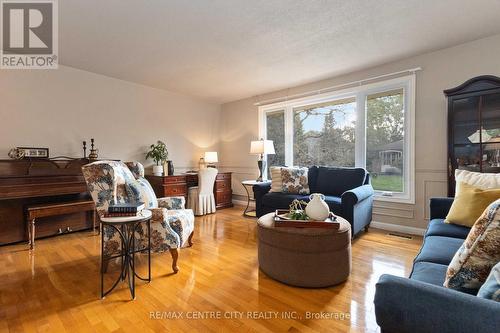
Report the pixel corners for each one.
[146,141,168,176]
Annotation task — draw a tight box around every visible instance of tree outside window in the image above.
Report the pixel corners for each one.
[293,98,356,167]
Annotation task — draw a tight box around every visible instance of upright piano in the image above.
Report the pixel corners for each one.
[0,158,93,245]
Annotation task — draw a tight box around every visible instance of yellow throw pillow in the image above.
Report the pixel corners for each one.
[445,182,500,227]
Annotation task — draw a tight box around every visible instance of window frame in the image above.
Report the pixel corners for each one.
[264,109,287,172]
[258,74,416,204]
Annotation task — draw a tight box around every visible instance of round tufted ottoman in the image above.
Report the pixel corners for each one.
[257,212,351,287]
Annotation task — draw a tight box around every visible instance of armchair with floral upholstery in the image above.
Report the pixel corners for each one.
[82,160,194,273]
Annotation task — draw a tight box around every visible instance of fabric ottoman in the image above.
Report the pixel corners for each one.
[257,212,351,287]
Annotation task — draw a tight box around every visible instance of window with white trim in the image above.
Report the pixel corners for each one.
[259,75,415,203]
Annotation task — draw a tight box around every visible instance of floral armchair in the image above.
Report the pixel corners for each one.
[82,160,194,273]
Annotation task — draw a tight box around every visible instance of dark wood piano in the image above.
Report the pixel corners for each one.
[0,158,94,246]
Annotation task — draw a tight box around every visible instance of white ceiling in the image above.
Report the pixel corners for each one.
[60,0,500,103]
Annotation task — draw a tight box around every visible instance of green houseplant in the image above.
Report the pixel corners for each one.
[146,141,169,175]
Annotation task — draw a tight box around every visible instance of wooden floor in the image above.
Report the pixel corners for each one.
[0,207,422,333]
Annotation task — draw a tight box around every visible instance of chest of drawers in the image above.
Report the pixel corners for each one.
[145,172,233,209]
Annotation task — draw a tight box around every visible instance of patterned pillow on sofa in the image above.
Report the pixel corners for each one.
[281,167,310,195]
[477,261,500,301]
[444,199,500,291]
[270,166,283,193]
[126,178,159,209]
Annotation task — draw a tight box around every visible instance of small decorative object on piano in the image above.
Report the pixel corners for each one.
[274,199,339,229]
[105,202,145,217]
[82,140,87,158]
[8,148,25,159]
[11,147,49,159]
[88,138,99,160]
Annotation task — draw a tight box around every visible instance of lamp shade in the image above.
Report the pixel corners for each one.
[250,140,275,155]
[204,151,218,163]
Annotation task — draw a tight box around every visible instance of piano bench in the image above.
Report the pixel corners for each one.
[26,200,97,250]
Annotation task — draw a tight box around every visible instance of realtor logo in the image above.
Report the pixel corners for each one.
[1,0,58,69]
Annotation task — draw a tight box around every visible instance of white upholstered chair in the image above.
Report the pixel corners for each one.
[188,168,218,216]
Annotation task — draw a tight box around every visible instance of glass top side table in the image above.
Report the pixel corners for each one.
[241,180,270,217]
[99,209,152,300]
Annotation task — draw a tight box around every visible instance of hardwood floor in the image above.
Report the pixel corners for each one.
[0,207,422,333]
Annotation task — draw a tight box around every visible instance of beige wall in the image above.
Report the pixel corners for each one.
[2,34,499,231]
[220,34,500,232]
[0,65,221,172]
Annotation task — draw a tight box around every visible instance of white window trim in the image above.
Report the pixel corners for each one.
[259,74,416,204]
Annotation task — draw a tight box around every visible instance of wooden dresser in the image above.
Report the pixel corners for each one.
[145,172,233,209]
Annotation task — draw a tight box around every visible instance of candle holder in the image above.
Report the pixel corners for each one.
[88,138,99,160]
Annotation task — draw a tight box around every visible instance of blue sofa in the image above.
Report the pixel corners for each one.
[253,166,374,237]
[374,197,500,333]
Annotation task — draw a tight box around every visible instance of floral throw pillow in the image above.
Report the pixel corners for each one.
[444,199,500,291]
[477,261,500,301]
[281,167,309,195]
[126,178,159,209]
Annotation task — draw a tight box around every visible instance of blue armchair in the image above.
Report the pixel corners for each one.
[253,166,374,237]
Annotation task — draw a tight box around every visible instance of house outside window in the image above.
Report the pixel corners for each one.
[259,75,415,203]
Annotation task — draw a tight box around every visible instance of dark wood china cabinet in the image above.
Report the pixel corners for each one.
[444,75,500,196]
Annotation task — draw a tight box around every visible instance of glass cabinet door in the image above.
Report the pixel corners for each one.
[452,97,480,144]
[453,145,481,172]
[445,76,500,196]
[451,96,481,171]
[481,93,500,173]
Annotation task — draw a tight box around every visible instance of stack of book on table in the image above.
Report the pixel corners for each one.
[103,202,145,217]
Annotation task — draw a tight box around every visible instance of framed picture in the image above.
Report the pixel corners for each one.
[17,147,49,159]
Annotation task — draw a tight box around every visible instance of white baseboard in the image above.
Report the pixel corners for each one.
[232,199,255,207]
[370,221,426,236]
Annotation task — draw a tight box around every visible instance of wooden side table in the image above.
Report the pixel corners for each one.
[241,180,270,217]
[99,210,152,300]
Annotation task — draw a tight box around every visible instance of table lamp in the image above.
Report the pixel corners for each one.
[250,139,275,181]
[204,151,218,168]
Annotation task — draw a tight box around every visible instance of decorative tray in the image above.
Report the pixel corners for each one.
[273,210,340,229]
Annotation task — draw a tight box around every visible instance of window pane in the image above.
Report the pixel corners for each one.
[480,93,500,173]
[293,98,356,167]
[266,110,285,171]
[366,89,405,193]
